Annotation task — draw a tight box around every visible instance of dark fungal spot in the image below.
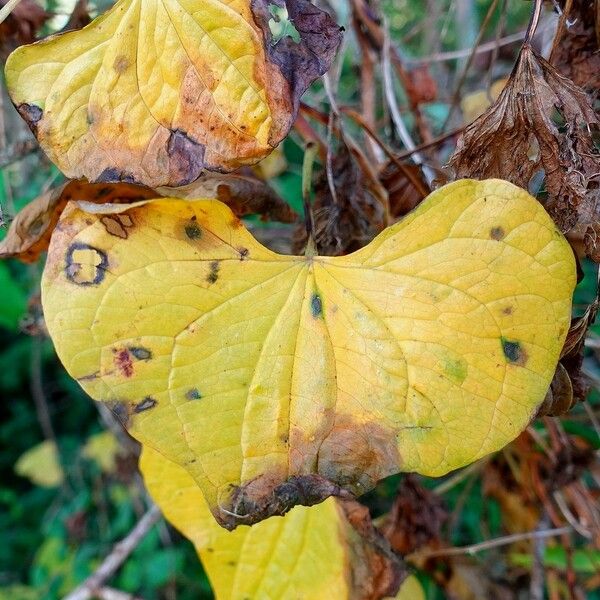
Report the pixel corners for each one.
[65,242,108,286]
[133,397,157,413]
[310,292,323,318]
[186,388,202,400]
[238,247,249,260]
[501,338,527,365]
[207,260,220,284]
[490,226,505,240]
[17,103,43,135]
[128,346,152,360]
[502,306,513,315]
[185,220,202,240]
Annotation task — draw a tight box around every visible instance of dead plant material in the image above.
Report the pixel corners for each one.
[449,44,600,257]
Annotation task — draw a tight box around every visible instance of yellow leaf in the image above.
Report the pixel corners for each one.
[82,430,120,473]
[15,440,64,487]
[42,179,575,528]
[5,0,341,187]
[393,575,425,600]
[141,445,401,599]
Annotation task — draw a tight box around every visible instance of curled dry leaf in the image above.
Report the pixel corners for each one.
[0,180,156,263]
[160,172,296,224]
[5,0,342,187]
[553,0,600,93]
[41,179,575,528]
[380,475,446,556]
[449,44,600,257]
[1,176,294,262]
[537,297,599,416]
[141,445,405,599]
[294,136,389,256]
[378,160,429,220]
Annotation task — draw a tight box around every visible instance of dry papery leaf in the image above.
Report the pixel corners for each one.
[449,44,600,258]
[1,176,294,262]
[5,0,342,187]
[553,0,600,94]
[294,135,389,256]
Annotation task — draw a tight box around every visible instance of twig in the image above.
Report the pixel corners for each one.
[30,336,57,443]
[406,29,529,65]
[94,588,144,600]
[433,459,484,495]
[525,0,545,45]
[301,142,318,257]
[0,0,24,25]
[412,526,573,559]
[442,0,501,130]
[64,504,161,600]
[382,24,435,186]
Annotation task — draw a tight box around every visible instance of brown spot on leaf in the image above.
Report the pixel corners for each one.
[502,306,513,315]
[95,168,137,184]
[113,55,129,73]
[184,219,202,240]
[316,416,401,495]
[490,226,505,240]
[238,247,249,260]
[100,215,132,239]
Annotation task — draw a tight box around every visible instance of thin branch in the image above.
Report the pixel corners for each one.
[442,0,501,130]
[94,588,144,600]
[64,505,161,600]
[548,0,573,63]
[406,29,528,65]
[0,0,24,25]
[382,24,435,186]
[524,0,545,45]
[412,526,573,559]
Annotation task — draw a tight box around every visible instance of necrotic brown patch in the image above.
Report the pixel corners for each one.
[17,103,43,135]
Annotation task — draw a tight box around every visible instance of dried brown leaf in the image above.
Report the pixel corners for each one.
[294,136,389,255]
[0,0,49,58]
[449,44,600,255]
[1,175,295,262]
[553,0,600,93]
[380,475,446,556]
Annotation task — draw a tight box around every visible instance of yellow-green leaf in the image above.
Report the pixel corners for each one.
[82,430,120,473]
[5,0,341,187]
[15,440,64,487]
[141,445,402,599]
[41,179,576,528]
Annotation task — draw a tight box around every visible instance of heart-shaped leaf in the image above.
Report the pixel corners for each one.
[141,445,405,599]
[5,0,341,187]
[41,179,575,528]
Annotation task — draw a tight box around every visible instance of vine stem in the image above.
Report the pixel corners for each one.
[0,0,24,25]
[524,0,544,45]
[302,141,318,257]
